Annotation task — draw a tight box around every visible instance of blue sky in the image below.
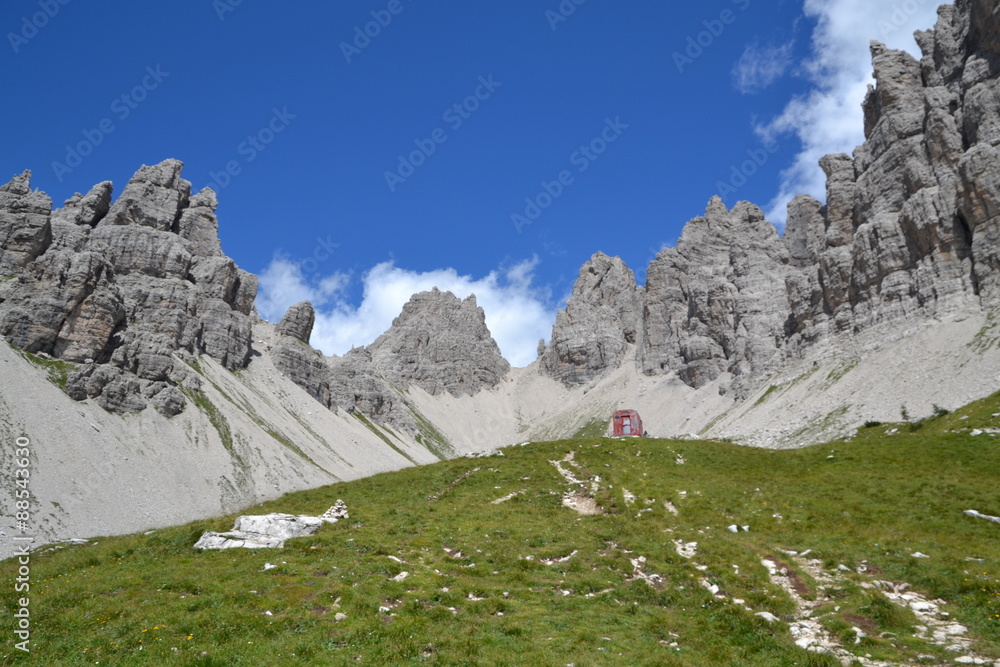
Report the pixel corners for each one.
[1,0,941,366]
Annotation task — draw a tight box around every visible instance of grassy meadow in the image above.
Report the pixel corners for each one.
[2,394,999,666]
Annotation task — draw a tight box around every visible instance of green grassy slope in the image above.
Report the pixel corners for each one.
[3,394,1000,666]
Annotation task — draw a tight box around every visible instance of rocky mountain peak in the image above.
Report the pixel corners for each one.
[0,170,52,274]
[0,170,32,195]
[0,160,257,416]
[541,252,641,385]
[368,289,510,397]
[641,198,791,393]
[99,158,189,231]
[277,301,316,343]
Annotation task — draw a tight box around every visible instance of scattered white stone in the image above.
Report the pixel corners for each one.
[264,610,273,616]
[262,563,277,571]
[561,491,602,515]
[727,524,739,533]
[755,612,778,623]
[911,551,931,559]
[490,489,525,505]
[391,571,409,582]
[673,540,698,558]
[622,489,636,505]
[965,509,1000,524]
[664,501,679,515]
[541,550,579,566]
[630,556,665,588]
[335,613,347,622]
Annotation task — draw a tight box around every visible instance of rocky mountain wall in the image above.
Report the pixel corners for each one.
[541,0,1000,399]
[0,160,256,416]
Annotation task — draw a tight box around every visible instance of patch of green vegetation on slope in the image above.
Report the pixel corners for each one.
[823,360,858,388]
[353,411,416,465]
[182,356,204,377]
[408,406,455,460]
[969,309,1000,354]
[572,417,609,439]
[3,395,999,665]
[754,384,779,407]
[11,345,77,391]
[182,387,237,461]
[790,405,851,442]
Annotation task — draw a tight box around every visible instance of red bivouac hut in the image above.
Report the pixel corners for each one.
[612,409,643,437]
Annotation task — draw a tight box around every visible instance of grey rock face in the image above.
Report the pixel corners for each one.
[99,159,189,231]
[0,161,258,416]
[271,301,334,408]
[277,301,315,342]
[541,253,642,384]
[51,181,113,229]
[327,347,415,431]
[786,1,997,345]
[0,171,52,274]
[542,0,1000,397]
[368,289,510,397]
[642,199,792,393]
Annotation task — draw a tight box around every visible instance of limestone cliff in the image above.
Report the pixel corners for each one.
[542,0,1000,399]
[0,160,256,415]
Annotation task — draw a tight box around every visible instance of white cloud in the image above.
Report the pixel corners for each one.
[732,39,795,94]
[759,0,941,226]
[256,256,557,368]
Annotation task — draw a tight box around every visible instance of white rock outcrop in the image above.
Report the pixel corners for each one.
[194,501,348,550]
